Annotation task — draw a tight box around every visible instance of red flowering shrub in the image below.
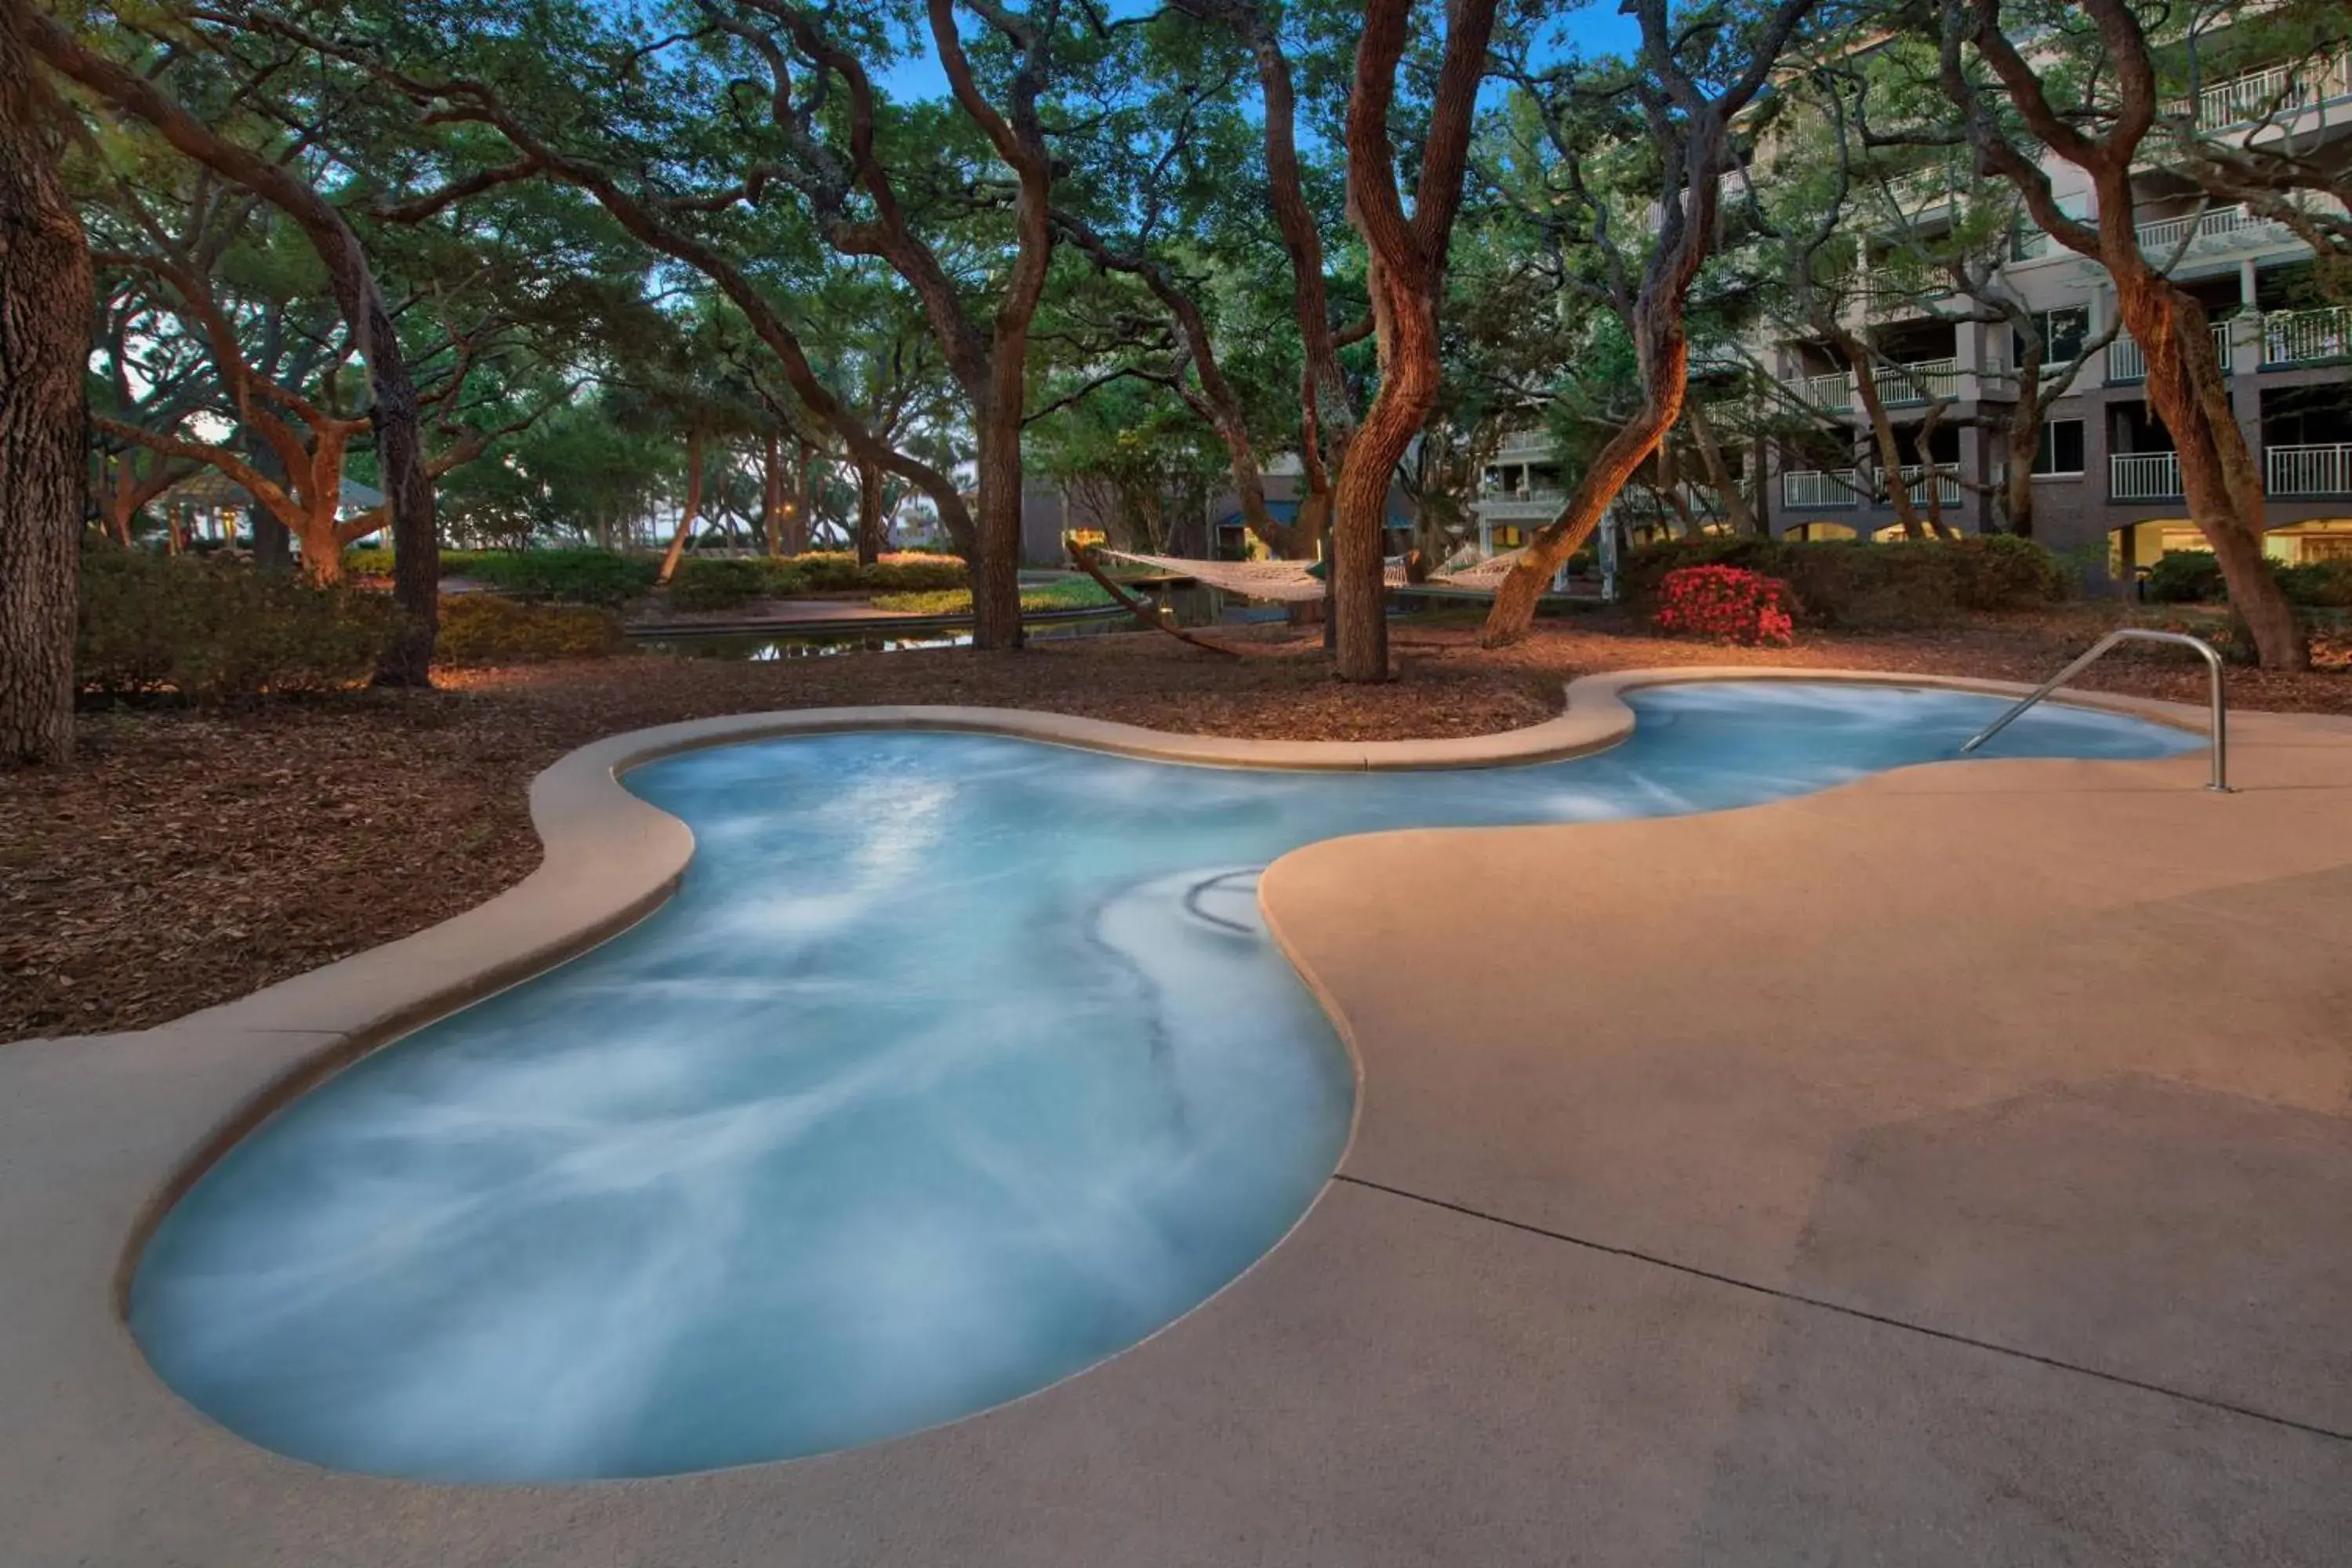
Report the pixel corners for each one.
[1653,564,1798,646]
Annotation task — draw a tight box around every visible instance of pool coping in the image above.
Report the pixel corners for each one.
[10,667,2349,1564]
[106,668,2219,1307]
[156,666,2217,1058]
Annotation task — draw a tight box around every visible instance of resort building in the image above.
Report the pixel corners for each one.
[1472,37,2352,579]
[1761,42,2352,575]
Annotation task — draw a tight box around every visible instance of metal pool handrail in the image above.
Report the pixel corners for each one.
[1959,629,2231,792]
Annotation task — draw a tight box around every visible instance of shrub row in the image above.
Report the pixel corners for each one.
[1619,535,2068,629]
[666,552,968,613]
[343,546,659,607]
[2141,549,2352,609]
[433,594,629,665]
[79,550,401,703]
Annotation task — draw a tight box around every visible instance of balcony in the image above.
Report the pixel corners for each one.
[1878,359,1960,406]
[1886,463,1964,506]
[1782,470,1862,508]
[2111,451,2183,500]
[1472,488,1565,521]
[1493,429,1552,461]
[2135,203,2290,258]
[2106,320,2234,383]
[1783,359,1962,414]
[2266,442,2352,497]
[2262,305,2352,365]
[1788,371,1853,413]
[2173,48,2352,133]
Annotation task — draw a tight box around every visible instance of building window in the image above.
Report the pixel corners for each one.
[2034,418,2086,476]
[1493,526,1525,549]
[2016,307,2090,368]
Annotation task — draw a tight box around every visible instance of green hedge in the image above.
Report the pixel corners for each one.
[667,557,770,614]
[2144,549,2352,608]
[433,594,627,665]
[343,546,660,607]
[1620,535,2067,628]
[79,550,401,703]
[666,552,971,613]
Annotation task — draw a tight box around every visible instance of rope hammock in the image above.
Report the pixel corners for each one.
[1098,547,1534,601]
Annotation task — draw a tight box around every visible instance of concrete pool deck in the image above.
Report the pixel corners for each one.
[2,668,2348,1565]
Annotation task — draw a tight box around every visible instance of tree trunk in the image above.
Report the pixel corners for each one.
[967,406,1025,650]
[1686,399,1758,535]
[1327,260,1429,680]
[0,15,88,765]
[657,430,705,585]
[1485,319,1689,645]
[789,443,814,555]
[2003,339,2042,535]
[1834,333,1928,540]
[762,430,783,557]
[854,456,885,568]
[2114,274,2304,666]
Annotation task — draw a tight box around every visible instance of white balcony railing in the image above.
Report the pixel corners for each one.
[1886,463,1964,506]
[1493,429,1552,460]
[1472,489,1566,521]
[1785,359,1961,412]
[2265,443,2352,497]
[2112,451,2183,500]
[1788,371,1853,412]
[1877,358,1960,406]
[2174,48,2352,132]
[1782,469,1862,508]
[2135,203,2288,257]
[2106,320,2234,382]
[2262,306,2352,365]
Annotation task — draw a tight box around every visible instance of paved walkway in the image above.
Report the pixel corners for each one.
[2,676,2347,1566]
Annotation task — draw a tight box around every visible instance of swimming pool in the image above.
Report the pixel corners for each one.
[128,682,2198,1482]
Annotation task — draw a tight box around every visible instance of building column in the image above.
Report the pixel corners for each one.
[1955,318,1984,402]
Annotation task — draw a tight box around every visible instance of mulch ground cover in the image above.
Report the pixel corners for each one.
[6,607,2347,1043]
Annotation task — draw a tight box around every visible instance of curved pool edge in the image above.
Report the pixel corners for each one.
[0,681,2342,1559]
[147,666,2217,1053]
[92,670,2216,1318]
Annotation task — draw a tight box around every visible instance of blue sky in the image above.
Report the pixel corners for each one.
[876,1,1645,103]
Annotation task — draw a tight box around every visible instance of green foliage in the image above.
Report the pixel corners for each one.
[433,595,628,665]
[78,550,400,703]
[869,579,1112,615]
[2141,550,2227,604]
[2278,560,2352,608]
[667,557,771,613]
[2142,550,2352,608]
[666,552,974,613]
[784,553,967,593]
[462,550,660,606]
[344,546,659,606]
[1621,535,2069,628]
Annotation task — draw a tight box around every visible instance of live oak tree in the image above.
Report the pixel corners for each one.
[1937,0,2308,668]
[0,3,89,764]
[1332,0,1501,679]
[1051,0,1370,566]
[14,2,450,681]
[1478,0,1828,648]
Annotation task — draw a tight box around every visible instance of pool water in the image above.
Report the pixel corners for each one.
[128,683,2196,1482]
